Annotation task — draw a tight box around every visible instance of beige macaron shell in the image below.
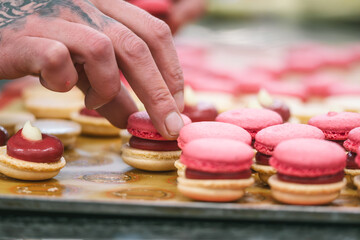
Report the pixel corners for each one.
[121,144,180,171]
[268,175,346,205]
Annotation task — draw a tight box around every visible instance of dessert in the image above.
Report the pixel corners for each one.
[268,138,346,205]
[182,102,218,122]
[121,111,191,171]
[257,89,291,122]
[253,123,325,183]
[120,129,132,145]
[0,112,35,136]
[15,119,81,148]
[0,126,8,146]
[24,86,84,119]
[308,112,360,145]
[343,127,360,185]
[70,108,120,137]
[216,108,283,140]
[177,138,254,202]
[176,121,252,177]
[0,121,66,180]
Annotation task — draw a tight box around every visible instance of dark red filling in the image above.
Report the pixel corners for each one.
[185,168,252,180]
[346,152,359,169]
[0,126,8,146]
[182,102,218,122]
[277,171,344,184]
[7,129,63,163]
[255,152,271,166]
[129,136,180,151]
[262,99,290,122]
[331,140,345,148]
[79,108,102,118]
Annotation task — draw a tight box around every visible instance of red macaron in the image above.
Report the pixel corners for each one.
[216,108,283,139]
[178,121,252,149]
[127,111,191,141]
[308,112,360,141]
[268,138,346,205]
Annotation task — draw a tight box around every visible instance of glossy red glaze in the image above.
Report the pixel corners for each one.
[79,108,102,118]
[0,126,8,146]
[346,152,359,169]
[182,102,218,122]
[277,171,344,184]
[185,168,252,180]
[129,136,180,151]
[255,152,271,166]
[262,99,291,122]
[7,129,63,163]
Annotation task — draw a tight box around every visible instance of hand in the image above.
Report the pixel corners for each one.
[168,0,206,34]
[0,0,185,139]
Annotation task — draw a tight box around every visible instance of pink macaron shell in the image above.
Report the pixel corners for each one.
[181,138,254,173]
[303,73,340,98]
[328,83,360,96]
[308,112,360,140]
[178,121,252,149]
[262,81,308,101]
[343,127,360,152]
[127,111,192,140]
[216,108,283,138]
[254,123,325,155]
[270,138,346,177]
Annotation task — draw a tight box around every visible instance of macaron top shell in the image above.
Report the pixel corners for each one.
[308,112,360,140]
[343,127,360,152]
[181,138,254,173]
[215,108,283,138]
[178,121,252,149]
[127,111,192,140]
[270,138,346,177]
[254,123,325,155]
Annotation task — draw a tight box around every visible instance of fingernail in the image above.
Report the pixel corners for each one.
[174,91,184,112]
[165,112,184,136]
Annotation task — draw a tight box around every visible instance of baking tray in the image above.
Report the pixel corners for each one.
[0,135,360,223]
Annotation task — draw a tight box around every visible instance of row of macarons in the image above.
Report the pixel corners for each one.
[120,109,360,204]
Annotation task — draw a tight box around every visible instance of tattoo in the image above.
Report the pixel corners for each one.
[0,0,97,29]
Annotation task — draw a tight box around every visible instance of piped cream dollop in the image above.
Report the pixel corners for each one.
[257,89,274,107]
[22,121,42,141]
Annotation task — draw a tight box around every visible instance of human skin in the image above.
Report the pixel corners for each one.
[0,0,184,139]
[168,0,206,34]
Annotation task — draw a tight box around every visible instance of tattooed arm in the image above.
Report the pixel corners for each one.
[0,0,184,139]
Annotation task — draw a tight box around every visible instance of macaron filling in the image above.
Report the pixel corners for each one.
[79,108,103,118]
[255,152,271,166]
[261,100,291,122]
[129,136,180,151]
[7,129,63,163]
[277,171,344,184]
[185,168,252,180]
[346,152,359,169]
[182,102,218,122]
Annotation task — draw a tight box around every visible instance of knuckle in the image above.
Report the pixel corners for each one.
[150,89,172,107]
[43,42,69,69]
[99,81,120,101]
[147,16,172,42]
[121,32,148,59]
[168,67,184,89]
[87,34,113,60]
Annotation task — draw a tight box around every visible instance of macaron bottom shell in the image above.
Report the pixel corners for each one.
[344,168,360,188]
[177,176,254,202]
[251,163,277,184]
[121,144,180,171]
[268,175,346,205]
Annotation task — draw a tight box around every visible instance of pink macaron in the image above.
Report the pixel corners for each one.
[308,112,360,141]
[178,121,252,149]
[344,127,360,153]
[181,138,254,173]
[254,123,325,156]
[127,111,192,140]
[216,108,283,138]
[270,138,346,178]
